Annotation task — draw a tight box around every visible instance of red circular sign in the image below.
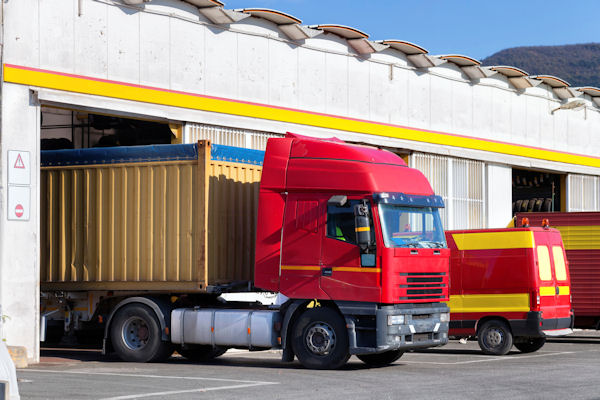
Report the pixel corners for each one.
[15,204,24,218]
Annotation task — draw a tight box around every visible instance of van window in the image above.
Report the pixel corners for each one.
[552,246,568,281]
[537,246,552,281]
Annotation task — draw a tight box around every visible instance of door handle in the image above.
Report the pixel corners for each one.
[556,286,560,295]
[322,267,332,277]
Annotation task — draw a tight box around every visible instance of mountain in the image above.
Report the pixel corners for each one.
[482,43,600,88]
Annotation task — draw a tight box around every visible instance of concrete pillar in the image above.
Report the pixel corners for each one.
[0,83,40,363]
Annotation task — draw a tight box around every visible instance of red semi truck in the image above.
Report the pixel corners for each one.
[40,133,450,369]
[516,212,600,329]
[445,227,573,355]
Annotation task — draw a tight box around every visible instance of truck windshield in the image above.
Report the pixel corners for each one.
[378,205,446,248]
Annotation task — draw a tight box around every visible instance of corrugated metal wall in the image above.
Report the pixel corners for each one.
[410,153,485,230]
[185,123,280,150]
[41,147,262,291]
[567,174,600,211]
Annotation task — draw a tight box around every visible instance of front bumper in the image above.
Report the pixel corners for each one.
[347,303,449,355]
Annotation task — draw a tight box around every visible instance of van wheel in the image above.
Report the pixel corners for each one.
[477,319,513,355]
[357,350,404,367]
[291,307,350,369]
[178,345,228,361]
[110,303,173,362]
[514,337,546,353]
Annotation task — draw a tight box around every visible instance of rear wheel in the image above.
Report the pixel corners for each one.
[477,319,513,355]
[357,350,404,367]
[514,337,546,353]
[178,345,228,361]
[291,307,350,370]
[110,303,173,362]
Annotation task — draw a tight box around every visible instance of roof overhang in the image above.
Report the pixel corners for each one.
[531,75,578,99]
[489,66,541,90]
[576,87,600,107]
[310,24,385,54]
[238,8,321,40]
[439,55,495,80]
[198,4,249,24]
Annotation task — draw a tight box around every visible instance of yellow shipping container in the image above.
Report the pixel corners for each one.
[40,141,262,292]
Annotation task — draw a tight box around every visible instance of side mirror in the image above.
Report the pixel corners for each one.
[354,202,372,251]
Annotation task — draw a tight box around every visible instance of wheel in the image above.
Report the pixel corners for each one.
[514,337,546,353]
[178,345,228,361]
[477,319,513,355]
[357,350,403,367]
[291,307,350,369]
[110,303,174,362]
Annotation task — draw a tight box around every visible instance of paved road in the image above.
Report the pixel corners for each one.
[17,334,600,400]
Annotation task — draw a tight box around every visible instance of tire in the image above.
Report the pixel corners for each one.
[110,303,174,362]
[291,307,350,370]
[357,350,403,367]
[477,319,513,355]
[178,345,228,361]
[514,337,546,353]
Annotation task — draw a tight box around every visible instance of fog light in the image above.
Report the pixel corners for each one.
[388,315,405,325]
[440,312,450,322]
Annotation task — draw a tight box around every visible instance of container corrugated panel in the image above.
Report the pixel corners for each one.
[40,143,264,292]
[517,212,600,322]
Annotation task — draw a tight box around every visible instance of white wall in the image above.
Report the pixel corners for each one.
[3,0,600,166]
[0,83,40,362]
[486,164,513,228]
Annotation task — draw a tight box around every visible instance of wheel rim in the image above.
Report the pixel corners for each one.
[305,322,336,355]
[121,316,150,351]
[483,326,505,348]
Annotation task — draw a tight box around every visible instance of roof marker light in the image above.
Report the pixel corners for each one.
[521,217,530,228]
[542,218,550,229]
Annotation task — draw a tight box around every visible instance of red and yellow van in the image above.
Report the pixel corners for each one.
[445,226,573,355]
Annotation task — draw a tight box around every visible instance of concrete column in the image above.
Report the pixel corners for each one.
[0,83,40,363]
[486,163,512,228]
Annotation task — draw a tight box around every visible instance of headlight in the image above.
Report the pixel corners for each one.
[439,312,450,322]
[387,315,405,325]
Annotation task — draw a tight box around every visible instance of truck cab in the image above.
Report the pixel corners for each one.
[253,134,450,367]
[446,225,573,355]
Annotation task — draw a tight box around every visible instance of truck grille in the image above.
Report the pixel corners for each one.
[399,272,447,300]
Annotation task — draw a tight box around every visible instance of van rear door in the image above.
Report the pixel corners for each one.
[533,229,572,333]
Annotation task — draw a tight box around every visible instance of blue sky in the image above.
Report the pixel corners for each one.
[223,0,600,60]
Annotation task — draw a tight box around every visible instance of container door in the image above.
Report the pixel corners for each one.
[535,244,558,327]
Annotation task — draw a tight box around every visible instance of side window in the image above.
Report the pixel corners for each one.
[327,201,358,244]
[552,246,568,281]
[537,246,552,281]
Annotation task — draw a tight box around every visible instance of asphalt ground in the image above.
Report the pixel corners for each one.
[17,331,600,400]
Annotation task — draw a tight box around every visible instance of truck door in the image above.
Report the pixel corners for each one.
[319,197,380,303]
[279,194,327,299]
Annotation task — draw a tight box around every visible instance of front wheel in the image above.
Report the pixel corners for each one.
[357,350,404,367]
[291,307,350,370]
[514,337,546,353]
[477,319,513,355]
[110,303,173,362]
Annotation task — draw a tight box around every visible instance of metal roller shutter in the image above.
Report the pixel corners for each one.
[567,174,600,211]
[184,123,281,150]
[410,153,485,230]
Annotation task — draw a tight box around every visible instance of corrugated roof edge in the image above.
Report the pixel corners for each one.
[41,143,264,167]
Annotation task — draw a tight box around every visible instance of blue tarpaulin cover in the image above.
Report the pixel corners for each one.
[41,143,265,167]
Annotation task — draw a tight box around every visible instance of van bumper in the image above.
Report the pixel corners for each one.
[509,311,573,337]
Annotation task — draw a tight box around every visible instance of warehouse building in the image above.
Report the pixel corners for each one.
[1,0,600,362]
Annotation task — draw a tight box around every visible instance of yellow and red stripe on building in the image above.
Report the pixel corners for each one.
[5,63,600,169]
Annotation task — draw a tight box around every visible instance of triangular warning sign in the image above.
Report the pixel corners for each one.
[14,154,25,169]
